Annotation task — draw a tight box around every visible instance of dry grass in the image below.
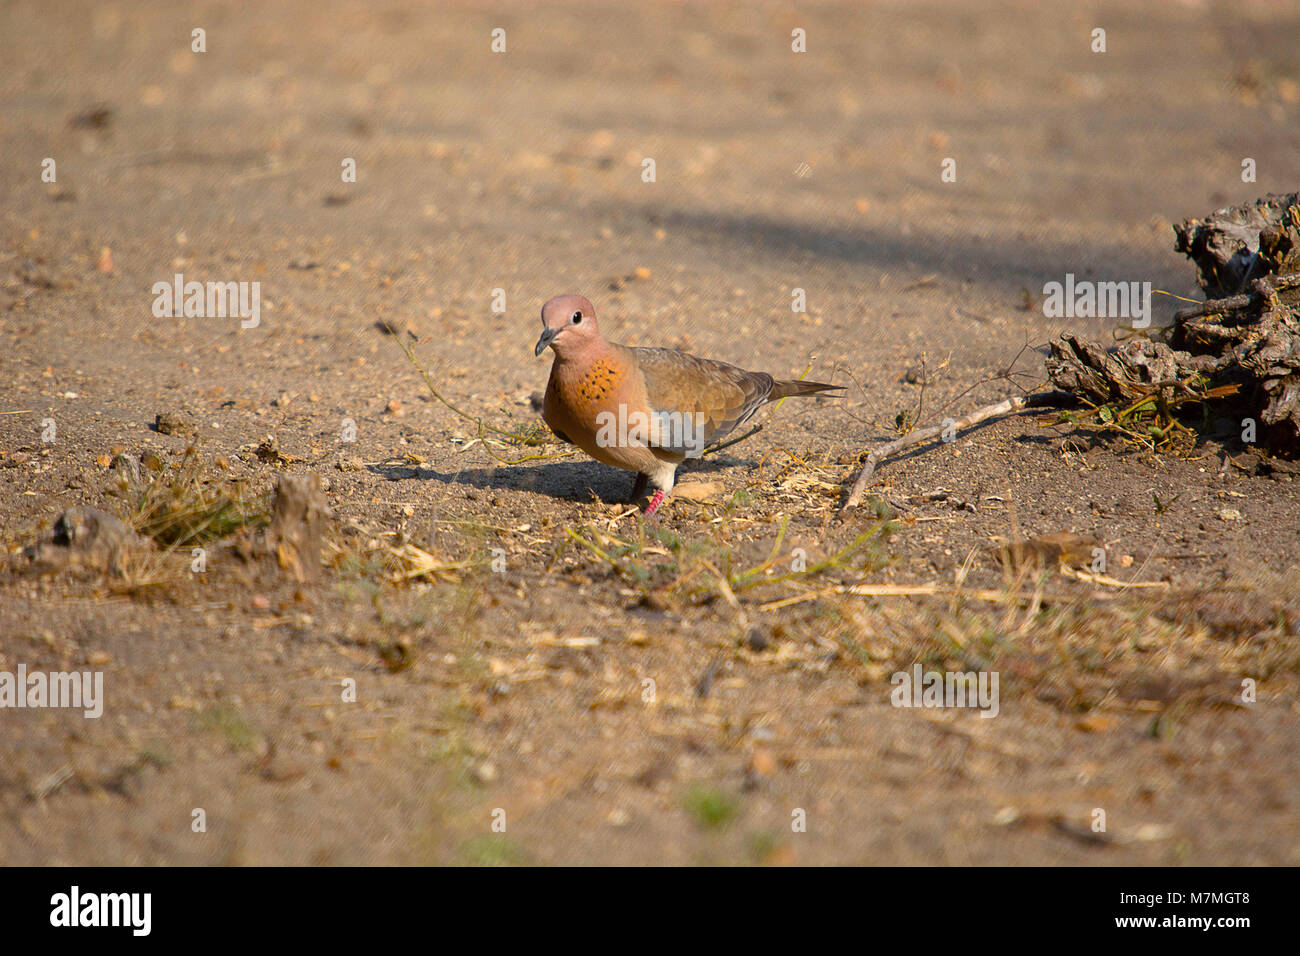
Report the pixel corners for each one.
[1039,378,1242,455]
[115,444,267,548]
[23,430,1292,730]
[749,570,1299,722]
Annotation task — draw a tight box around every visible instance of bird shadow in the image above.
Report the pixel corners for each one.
[370,452,753,505]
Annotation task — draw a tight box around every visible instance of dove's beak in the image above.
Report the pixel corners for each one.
[534,327,557,356]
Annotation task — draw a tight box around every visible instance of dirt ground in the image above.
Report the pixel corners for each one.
[1,0,1298,865]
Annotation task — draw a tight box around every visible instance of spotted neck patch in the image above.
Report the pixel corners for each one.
[572,355,621,405]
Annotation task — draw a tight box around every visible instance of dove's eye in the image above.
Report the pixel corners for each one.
[571,311,583,323]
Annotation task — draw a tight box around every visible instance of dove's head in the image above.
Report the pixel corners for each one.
[535,294,600,358]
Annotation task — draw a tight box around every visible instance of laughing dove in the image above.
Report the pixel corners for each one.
[534,294,842,516]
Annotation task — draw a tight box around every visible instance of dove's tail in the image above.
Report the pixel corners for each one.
[770,379,844,400]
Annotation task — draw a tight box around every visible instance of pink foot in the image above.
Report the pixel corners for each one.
[643,489,665,518]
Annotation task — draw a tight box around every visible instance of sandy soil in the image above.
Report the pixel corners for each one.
[1,0,1298,865]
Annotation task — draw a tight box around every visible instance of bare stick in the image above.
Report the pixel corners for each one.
[1170,271,1300,322]
[842,392,1069,510]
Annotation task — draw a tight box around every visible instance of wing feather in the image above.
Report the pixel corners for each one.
[629,347,775,456]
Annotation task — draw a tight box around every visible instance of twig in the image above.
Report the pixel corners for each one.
[1058,567,1168,589]
[29,764,74,801]
[702,559,748,628]
[731,527,885,592]
[732,514,790,583]
[702,424,762,457]
[758,583,1040,612]
[842,392,1071,510]
[390,332,571,465]
[1170,272,1299,322]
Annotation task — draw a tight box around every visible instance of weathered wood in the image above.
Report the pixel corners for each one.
[1173,192,1300,298]
[1048,193,1300,453]
[264,473,327,581]
[842,194,1300,507]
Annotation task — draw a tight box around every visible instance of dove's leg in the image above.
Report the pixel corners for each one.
[629,472,648,504]
[640,460,677,518]
[643,489,666,517]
